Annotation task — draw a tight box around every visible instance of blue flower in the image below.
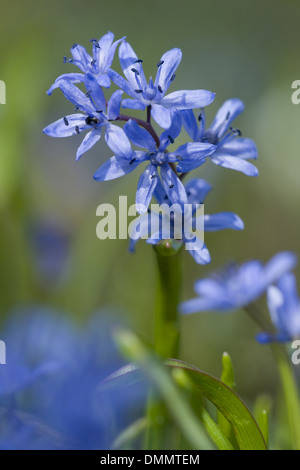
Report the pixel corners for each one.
[0,309,147,449]
[47,32,125,94]
[108,40,215,128]
[43,77,124,160]
[178,98,258,176]
[180,252,297,314]
[257,273,300,343]
[129,178,244,264]
[93,116,216,213]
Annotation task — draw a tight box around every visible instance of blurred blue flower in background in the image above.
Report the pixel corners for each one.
[257,273,300,343]
[178,99,258,176]
[180,251,297,314]
[0,309,147,449]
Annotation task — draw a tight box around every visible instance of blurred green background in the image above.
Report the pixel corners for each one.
[0,0,300,441]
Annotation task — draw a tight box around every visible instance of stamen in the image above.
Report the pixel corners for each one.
[157,60,164,68]
[226,111,230,120]
[71,43,78,49]
[91,59,96,66]
[86,90,92,97]
[75,126,80,134]
[170,74,176,82]
[63,117,69,126]
[198,113,202,122]
[230,126,242,136]
[151,174,157,180]
[63,56,68,63]
[89,39,100,48]
[158,85,163,93]
[129,158,137,165]
[164,195,169,200]
[169,184,174,189]
[131,68,139,75]
[75,105,80,111]
[135,59,143,63]
[168,135,174,144]
[134,89,143,93]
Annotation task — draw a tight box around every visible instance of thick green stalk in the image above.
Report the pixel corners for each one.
[153,242,183,359]
[144,242,183,449]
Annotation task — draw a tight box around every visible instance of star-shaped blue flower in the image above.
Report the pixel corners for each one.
[47,32,125,95]
[129,178,244,264]
[257,273,300,343]
[108,40,215,129]
[43,76,124,160]
[180,252,297,313]
[178,98,258,176]
[93,116,216,213]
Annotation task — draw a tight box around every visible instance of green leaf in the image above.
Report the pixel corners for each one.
[112,328,214,450]
[253,395,272,447]
[166,359,267,450]
[111,417,147,450]
[217,352,236,443]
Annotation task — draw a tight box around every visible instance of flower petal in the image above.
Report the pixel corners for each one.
[206,98,244,140]
[105,125,133,159]
[203,212,244,232]
[161,90,215,110]
[84,73,106,111]
[159,111,182,150]
[119,40,147,90]
[181,109,199,141]
[188,241,211,265]
[43,114,88,137]
[58,81,95,114]
[123,119,156,151]
[108,69,136,99]
[101,36,125,73]
[76,129,102,160]
[47,73,84,95]
[185,178,212,205]
[93,154,143,181]
[96,74,111,88]
[264,252,298,286]
[107,90,123,120]
[70,43,92,71]
[151,104,172,129]
[160,164,188,207]
[217,137,258,160]
[210,155,259,176]
[121,99,146,110]
[136,164,158,213]
[154,48,182,93]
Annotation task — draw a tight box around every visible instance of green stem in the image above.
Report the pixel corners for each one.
[271,344,300,450]
[144,242,183,449]
[153,242,183,358]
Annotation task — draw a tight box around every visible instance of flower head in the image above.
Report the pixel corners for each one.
[43,78,123,160]
[180,252,297,314]
[108,40,215,128]
[178,98,258,176]
[47,32,125,94]
[257,273,300,343]
[129,178,244,264]
[93,117,216,213]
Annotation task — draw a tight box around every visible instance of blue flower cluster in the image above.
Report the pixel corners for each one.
[44,32,258,264]
[0,309,146,449]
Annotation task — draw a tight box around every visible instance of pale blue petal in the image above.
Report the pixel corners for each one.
[93,154,142,181]
[218,137,258,160]
[107,90,123,120]
[211,155,259,176]
[203,212,244,231]
[47,73,84,95]
[101,36,125,73]
[43,114,87,137]
[136,164,158,213]
[151,104,172,128]
[159,112,182,150]
[206,98,244,139]
[185,178,212,204]
[264,252,297,286]
[59,81,95,114]
[161,90,215,109]
[76,129,102,160]
[181,109,199,141]
[123,119,156,151]
[160,164,188,207]
[154,48,182,93]
[108,69,137,98]
[119,40,147,90]
[105,125,133,159]
[84,73,106,111]
[96,74,111,88]
[122,99,146,110]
